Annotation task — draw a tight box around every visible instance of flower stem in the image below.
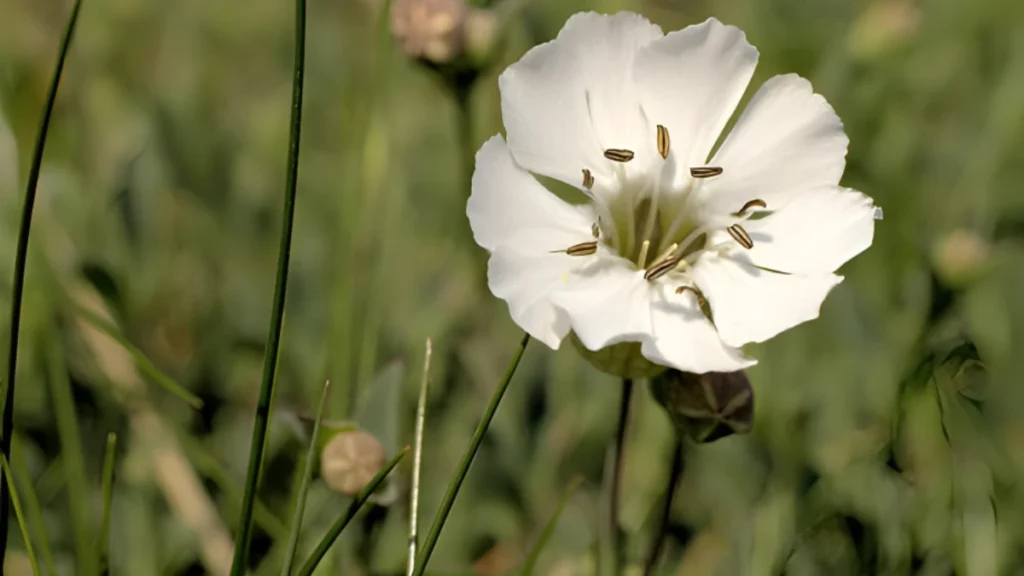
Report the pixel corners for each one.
[610,378,634,576]
[99,433,118,576]
[0,0,83,561]
[412,333,530,576]
[228,0,306,571]
[407,339,432,576]
[643,442,683,576]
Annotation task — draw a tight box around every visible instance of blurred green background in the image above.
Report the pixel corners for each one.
[2,0,1024,574]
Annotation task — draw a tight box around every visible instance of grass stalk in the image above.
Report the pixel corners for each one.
[11,437,57,575]
[0,455,40,575]
[280,381,331,576]
[98,433,118,575]
[411,333,530,576]
[406,339,432,576]
[295,448,409,576]
[228,0,307,571]
[0,0,83,560]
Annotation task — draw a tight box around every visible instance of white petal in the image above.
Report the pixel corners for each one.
[741,187,877,274]
[641,286,755,373]
[633,18,758,183]
[699,74,849,217]
[500,12,663,189]
[487,231,597,349]
[468,135,595,252]
[550,260,653,351]
[693,254,843,346]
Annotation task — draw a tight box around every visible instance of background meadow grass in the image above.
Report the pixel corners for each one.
[3,0,1024,574]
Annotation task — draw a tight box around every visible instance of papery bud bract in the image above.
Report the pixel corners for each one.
[651,369,754,443]
[320,429,386,496]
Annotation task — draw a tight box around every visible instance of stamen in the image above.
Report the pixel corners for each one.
[732,199,767,217]
[690,166,723,178]
[644,254,681,281]
[726,224,754,249]
[637,240,651,269]
[552,241,598,256]
[591,221,600,238]
[604,149,635,162]
[675,286,709,307]
[656,125,670,159]
[582,168,594,189]
[654,243,678,264]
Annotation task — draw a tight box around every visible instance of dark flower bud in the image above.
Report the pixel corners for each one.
[651,370,754,443]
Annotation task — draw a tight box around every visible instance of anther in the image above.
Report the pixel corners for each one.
[552,241,598,256]
[675,286,709,308]
[591,222,600,238]
[656,125,670,159]
[727,224,754,249]
[582,168,594,189]
[732,199,767,217]
[644,254,681,281]
[604,149,635,163]
[690,166,723,178]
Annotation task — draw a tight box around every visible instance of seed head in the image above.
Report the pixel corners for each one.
[320,429,387,496]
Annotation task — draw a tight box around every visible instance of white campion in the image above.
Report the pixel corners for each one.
[467,12,878,376]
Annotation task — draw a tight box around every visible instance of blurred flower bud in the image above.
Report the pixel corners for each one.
[932,228,991,288]
[570,335,668,380]
[391,0,469,64]
[651,370,754,443]
[320,429,386,496]
[848,0,920,60]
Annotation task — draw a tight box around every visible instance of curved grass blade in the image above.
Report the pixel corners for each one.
[69,303,203,409]
[98,433,118,575]
[280,381,331,576]
[522,476,583,576]
[229,0,308,569]
[296,447,409,576]
[1,455,40,575]
[11,437,57,575]
[406,339,431,576]
[1,0,84,560]
[411,333,530,576]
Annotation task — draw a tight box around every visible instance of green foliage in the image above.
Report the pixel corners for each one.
[3,0,1024,574]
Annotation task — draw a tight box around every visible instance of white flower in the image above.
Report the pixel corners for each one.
[467,12,878,376]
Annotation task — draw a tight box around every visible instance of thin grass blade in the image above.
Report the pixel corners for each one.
[1,0,84,560]
[406,339,432,576]
[411,333,530,576]
[46,337,98,575]
[11,437,57,575]
[1,455,41,575]
[98,433,118,575]
[70,303,202,409]
[280,381,331,575]
[296,447,409,576]
[522,476,583,576]
[229,0,308,570]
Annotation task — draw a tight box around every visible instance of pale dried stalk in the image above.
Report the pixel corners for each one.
[72,285,235,576]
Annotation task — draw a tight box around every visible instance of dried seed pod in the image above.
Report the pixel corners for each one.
[650,369,754,443]
[320,429,387,496]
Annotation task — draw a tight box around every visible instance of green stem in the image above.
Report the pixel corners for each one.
[411,333,530,576]
[99,433,118,576]
[610,379,634,576]
[0,456,39,575]
[280,381,331,576]
[229,0,306,571]
[1,0,83,561]
[643,443,683,576]
[295,448,409,576]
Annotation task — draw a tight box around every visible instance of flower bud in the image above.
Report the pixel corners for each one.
[320,429,386,496]
[651,369,754,443]
[570,334,668,380]
[390,0,469,64]
[932,228,991,288]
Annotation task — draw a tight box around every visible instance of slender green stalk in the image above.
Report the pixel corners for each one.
[643,443,683,576]
[296,448,409,576]
[229,0,307,571]
[46,337,97,575]
[522,477,583,576]
[280,381,331,576]
[407,339,432,576]
[610,379,634,576]
[11,437,57,575]
[0,455,40,575]
[98,433,117,575]
[1,0,83,560]
[71,303,203,409]
[412,333,530,576]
